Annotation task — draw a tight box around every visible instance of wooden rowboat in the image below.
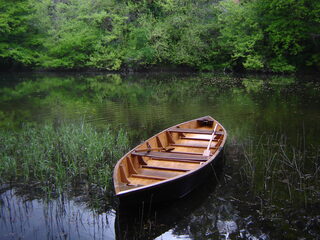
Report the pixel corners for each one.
[113,116,227,205]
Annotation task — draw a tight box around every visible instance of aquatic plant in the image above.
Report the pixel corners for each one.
[237,134,320,207]
[0,122,129,193]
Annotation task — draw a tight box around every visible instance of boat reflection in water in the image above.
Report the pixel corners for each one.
[115,162,224,240]
[115,158,270,240]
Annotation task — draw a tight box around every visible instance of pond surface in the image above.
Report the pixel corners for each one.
[0,72,319,239]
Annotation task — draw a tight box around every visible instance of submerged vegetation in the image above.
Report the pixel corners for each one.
[0,0,319,72]
[0,122,129,192]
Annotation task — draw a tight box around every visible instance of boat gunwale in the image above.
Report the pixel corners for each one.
[113,116,227,196]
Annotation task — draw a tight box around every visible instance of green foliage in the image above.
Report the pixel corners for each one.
[0,122,129,190]
[34,0,119,69]
[253,0,319,72]
[125,27,155,67]
[216,0,264,70]
[0,0,319,72]
[0,0,39,67]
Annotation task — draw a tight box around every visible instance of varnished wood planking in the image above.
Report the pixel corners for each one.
[146,159,200,170]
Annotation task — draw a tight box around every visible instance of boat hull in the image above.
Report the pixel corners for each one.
[113,116,227,206]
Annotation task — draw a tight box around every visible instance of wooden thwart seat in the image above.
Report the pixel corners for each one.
[171,143,218,149]
[132,151,208,162]
[141,165,190,172]
[169,128,213,134]
[169,127,224,135]
[181,137,216,141]
[149,158,204,164]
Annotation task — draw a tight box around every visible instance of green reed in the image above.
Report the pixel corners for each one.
[0,122,129,192]
[237,134,320,207]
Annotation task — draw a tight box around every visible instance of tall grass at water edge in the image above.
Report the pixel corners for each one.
[0,122,129,193]
[235,134,320,207]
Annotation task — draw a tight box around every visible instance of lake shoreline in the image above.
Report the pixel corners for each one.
[1,64,319,76]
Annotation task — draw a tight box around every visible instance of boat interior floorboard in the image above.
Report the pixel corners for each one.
[167,150,203,155]
[178,138,218,145]
[181,137,210,141]
[169,128,213,134]
[171,143,217,148]
[141,165,189,172]
[128,176,163,186]
[138,168,183,178]
[132,151,208,161]
[148,158,205,164]
[131,173,168,180]
[168,146,204,155]
[118,183,145,191]
[146,159,200,170]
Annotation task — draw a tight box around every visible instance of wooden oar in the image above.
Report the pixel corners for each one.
[203,124,218,156]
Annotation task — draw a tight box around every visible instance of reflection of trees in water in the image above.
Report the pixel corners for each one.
[0,72,311,142]
[0,73,313,135]
[0,185,116,240]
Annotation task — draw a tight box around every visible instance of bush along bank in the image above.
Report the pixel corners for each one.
[0,0,319,73]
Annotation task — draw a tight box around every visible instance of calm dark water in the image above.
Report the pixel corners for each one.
[0,72,319,239]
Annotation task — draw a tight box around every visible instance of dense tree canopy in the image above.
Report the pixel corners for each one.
[0,0,319,72]
[0,0,39,68]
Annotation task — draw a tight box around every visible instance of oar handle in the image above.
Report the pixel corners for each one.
[206,124,218,151]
